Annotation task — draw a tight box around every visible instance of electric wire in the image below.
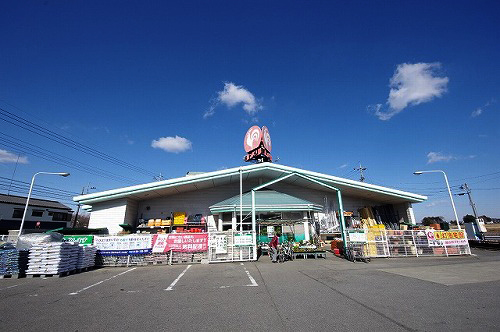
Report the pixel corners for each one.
[0,133,140,183]
[0,107,156,177]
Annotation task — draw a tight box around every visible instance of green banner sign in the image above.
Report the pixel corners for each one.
[63,235,94,246]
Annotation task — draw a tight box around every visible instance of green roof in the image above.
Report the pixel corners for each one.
[209,190,323,213]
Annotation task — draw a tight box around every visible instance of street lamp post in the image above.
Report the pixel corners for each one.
[17,172,70,241]
[413,170,461,230]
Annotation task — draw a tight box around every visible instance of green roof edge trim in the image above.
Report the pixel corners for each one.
[74,163,427,205]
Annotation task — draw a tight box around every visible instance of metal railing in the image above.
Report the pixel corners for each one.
[346,228,471,258]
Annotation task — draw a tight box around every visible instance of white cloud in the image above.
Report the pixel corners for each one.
[338,163,348,169]
[206,82,263,118]
[372,62,449,120]
[471,108,483,117]
[151,136,192,153]
[427,152,455,164]
[426,152,475,164]
[0,149,28,164]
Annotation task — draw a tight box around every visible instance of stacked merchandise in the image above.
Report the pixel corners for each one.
[0,243,19,276]
[26,242,79,275]
[173,212,186,225]
[18,250,30,275]
[81,245,97,269]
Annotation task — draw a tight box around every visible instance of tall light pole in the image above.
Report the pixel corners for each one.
[17,172,70,241]
[413,170,461,230]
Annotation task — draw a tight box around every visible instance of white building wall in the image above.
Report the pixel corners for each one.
[88,199,128,235]
[88,177,417,233]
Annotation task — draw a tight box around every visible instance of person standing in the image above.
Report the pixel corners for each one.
[269,233,279,263]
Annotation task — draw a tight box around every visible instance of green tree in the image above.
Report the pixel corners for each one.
[421,216,444,226]
[463,214,475,223]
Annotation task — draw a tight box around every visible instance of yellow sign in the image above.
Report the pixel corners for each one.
[434,230,465,240]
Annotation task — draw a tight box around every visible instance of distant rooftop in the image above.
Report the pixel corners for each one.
[0,194,72,211]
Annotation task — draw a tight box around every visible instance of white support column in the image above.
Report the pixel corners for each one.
[231,210,237,230]
[218,213,223,232]
[303,212,310,242]
[407,203,416,225]
[251,190,256,259]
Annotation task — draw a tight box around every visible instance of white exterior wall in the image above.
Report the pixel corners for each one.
[89,177,417,233]
[88,198,128,235]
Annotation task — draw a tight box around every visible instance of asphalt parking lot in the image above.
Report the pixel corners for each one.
[1,248,500,332]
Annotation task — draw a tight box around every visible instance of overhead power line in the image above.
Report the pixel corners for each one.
[0,176,79,195]
[0,107,156,177]
[0,133,140,183]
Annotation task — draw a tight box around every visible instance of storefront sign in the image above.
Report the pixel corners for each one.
[210,234,228,253]
[94,235,152,255]
[151,234,170,253]
[425,230,467,246]
[167,233,209,252]
[348,229,367,243]
[63,235,94,246]
[267,226,274,238]
[234,233,253,246]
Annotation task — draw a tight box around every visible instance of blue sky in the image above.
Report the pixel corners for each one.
[0,0,499,221]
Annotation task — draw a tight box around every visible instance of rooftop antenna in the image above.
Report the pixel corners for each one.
[154,173,164,181]
[354,162,367,182]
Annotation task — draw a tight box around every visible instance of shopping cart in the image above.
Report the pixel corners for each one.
[345,242,370,263]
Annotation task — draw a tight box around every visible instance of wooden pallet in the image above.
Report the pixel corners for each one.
[26,270,72,278]
[0,274,22,279]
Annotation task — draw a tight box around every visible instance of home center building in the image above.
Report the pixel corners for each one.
[74,163,426,244]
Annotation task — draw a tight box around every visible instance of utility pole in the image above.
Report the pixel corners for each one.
[73,184,95,228]
[459,183,478,218]
[354,162,367,182]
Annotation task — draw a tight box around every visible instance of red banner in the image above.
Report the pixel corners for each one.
[152,233,208,253]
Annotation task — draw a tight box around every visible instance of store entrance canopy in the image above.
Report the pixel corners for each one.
[209,190,323,214]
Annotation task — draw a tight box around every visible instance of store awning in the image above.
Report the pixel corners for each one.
[209,190,323,213]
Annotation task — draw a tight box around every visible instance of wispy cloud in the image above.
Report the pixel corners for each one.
[370,62,449,120]
[151,136,192,153]
[338,163,348,169]
[204,82,263,118]
[471,99,496,118]
[427,152,455,164]
[471,108,483,118]
[426,199,448,207]
[427,151,475,164]
[0,149,28,164]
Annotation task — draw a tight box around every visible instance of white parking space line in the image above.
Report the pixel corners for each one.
[241,263,258,287]
[0,284,19,291]
[68,268,136,295]
[165,264,191,291]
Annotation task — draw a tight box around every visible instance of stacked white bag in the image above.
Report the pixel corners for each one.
[83,245,97,268]
[26,242,79,275]
[76,245,97,269]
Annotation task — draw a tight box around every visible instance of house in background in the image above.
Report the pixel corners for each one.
[0,194,73,234]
